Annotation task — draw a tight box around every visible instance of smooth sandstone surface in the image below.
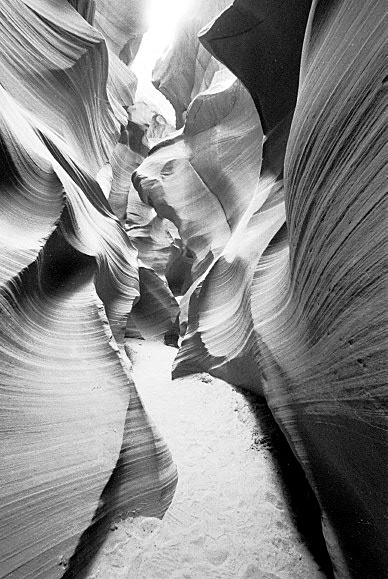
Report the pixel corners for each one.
[152,0,232,128]
[133,0,387,577]
[95,0,147,65]
[200,0,313,134]
[133,68,263,284]
[0,0,386,577]
[0,1,177,577]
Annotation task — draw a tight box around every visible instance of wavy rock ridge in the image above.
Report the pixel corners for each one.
[133,0,387,578]
[0,1,177,577]
[1,0,387,578]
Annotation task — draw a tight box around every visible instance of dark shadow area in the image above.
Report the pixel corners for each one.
[233,386,335,579]
[61,492,113,579]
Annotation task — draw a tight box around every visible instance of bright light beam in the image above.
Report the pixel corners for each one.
[132,0,195,79]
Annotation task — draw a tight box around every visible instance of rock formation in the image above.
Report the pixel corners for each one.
[133,0,387,577]
[94,0,147,65]
[1,0,386,577]
[152,0,232,129]
[0,1,177,577]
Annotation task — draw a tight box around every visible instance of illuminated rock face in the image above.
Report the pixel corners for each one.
[133,68,264,347]
[1,0,386,577]
[152,0,232,128]
[95,0,147,65]
[104,104,179,343]
[0,1,176,577]
[134,0,387,577]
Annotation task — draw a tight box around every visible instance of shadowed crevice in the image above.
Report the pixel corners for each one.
[234,387,335,579]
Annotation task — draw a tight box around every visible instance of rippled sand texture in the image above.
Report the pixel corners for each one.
[0,1,176,577]
[133,0,387,577]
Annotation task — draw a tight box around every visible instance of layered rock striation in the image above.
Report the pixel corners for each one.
[152,0,232,129]
[1,0,386,577]
[0,1,177,577]
[133,0,388,577]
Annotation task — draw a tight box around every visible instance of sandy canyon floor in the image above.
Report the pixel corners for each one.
[86,340,331,579]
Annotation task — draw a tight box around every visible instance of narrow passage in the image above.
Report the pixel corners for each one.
[87,340,329,579]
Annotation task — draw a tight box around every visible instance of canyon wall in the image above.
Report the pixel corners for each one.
[0,0,386,577]
[0,1,177,577]
[134,0,387,577]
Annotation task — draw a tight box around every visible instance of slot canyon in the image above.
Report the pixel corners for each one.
[0,1,386,578]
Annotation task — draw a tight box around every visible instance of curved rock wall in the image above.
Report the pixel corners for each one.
[0,1,176,577]
[133,0,387,577]
[94,0,147,65]
[1,0,386,577]
[152,0,232,128]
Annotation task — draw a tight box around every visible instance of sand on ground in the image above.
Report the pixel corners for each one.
[86,339,327,579]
